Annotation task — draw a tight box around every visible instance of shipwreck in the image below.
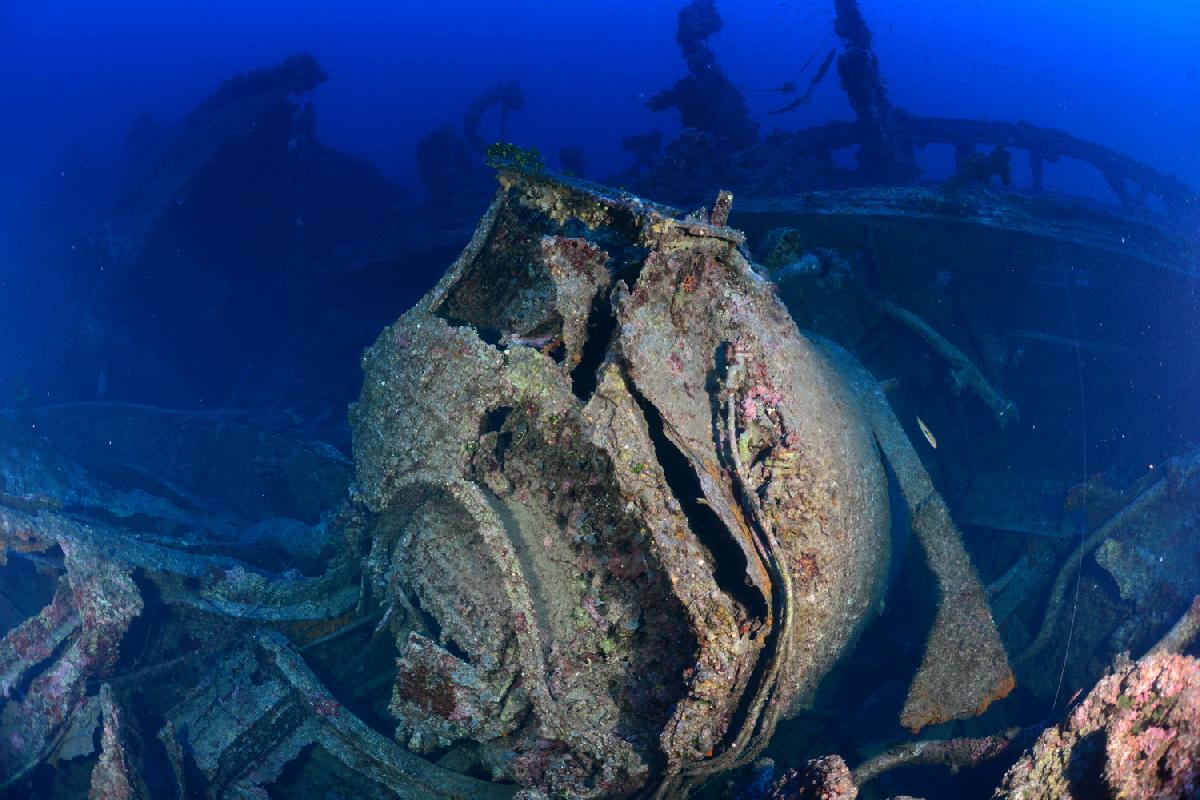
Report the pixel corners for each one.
[2,0,1198,798]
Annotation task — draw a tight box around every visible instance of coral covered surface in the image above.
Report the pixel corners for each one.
[998,650,1200,799]
[1,1,1197,798]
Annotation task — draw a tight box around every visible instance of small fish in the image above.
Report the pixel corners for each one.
[508,333,551,347]
[507,332,560,352]
[917,416,938,449]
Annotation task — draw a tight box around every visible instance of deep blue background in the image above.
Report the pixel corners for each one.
[2,0,1197,227]
[0,0,1196,447]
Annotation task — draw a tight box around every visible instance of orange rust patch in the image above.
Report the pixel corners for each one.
[285,610,359,644]
[701,459,773,620]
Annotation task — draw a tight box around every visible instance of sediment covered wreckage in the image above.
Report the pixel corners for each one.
[4,0,1200,798]
[3,167,1198,798]
[0,172,1018,798]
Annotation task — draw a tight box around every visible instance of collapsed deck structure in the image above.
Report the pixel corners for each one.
[2,0,1198,798]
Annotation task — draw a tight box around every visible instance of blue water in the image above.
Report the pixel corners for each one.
[1,0,1195,411]
[0,1,1198,797]
[2,1,1196,210]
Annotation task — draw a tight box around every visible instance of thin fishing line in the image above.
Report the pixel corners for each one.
[788,30,835,87]
[743,30,835,94]
[1051,239,1087,711]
